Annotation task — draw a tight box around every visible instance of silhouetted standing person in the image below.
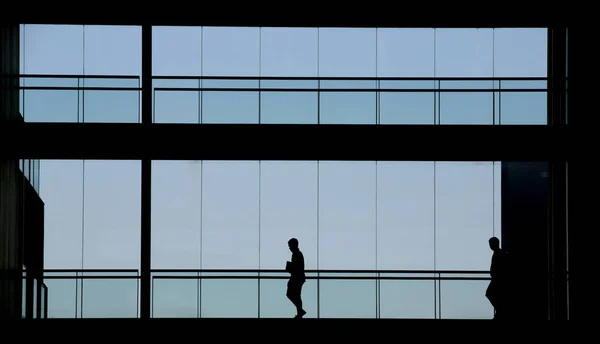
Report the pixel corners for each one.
[486,236,510,319]
[285,238,306,318]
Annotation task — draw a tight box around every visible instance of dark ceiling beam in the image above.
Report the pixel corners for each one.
[2,122,569,162]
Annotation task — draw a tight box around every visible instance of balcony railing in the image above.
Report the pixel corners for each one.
[42,269,493,319]
[18,75,549,125]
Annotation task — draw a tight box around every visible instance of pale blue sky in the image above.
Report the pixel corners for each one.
[20,25,547,319]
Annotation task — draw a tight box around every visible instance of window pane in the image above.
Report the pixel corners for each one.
[22,77,79,122]
[260,28,318,77]
[494,28,547,77]
[201,272,258,318]
[439,80,494,124]
[320,80,376,124]
[82,276,138,318]
[259,273,318,318]
[83,89,140,123]
[380,274,436,318]
[440,278,494,319]
[202,80,258,123]
[435,162,495,270]
[377,162,434,270]
[259,161,318,270]
[435,29,494,77]
[202,27,259,77]
[320,273,377,318]
[45,275,78,318]
[380,80,435,124]
[201,161,259,269]
[500,80,547,124]
[377,28,434,77]
[152,275,198,318]
[83,25,141,76]
[318,28,376,77]
[153,79,199,123]
[260,80,318,124]
[41,160,83,269]
[152,26,202,76]
[83,161,141,269]
[319,162,376,270]
[22,24,83,75]
[151,161,202,269]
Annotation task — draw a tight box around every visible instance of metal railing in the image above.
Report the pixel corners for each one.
[42,269,494,319]
[17,74,549,125]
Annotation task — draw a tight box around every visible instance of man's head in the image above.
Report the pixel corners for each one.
[288,238,299,252]
[489,237,500,251]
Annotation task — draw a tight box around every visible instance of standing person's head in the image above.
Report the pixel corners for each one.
[288,238,299,253]
[489,237,500,252]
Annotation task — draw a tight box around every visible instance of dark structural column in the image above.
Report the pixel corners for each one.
[0,23,24,320]
[140,24,152,319]
[547,26,568,320]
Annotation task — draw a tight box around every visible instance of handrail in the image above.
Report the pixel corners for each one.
[42,268,490,274]
[17,74,548,81]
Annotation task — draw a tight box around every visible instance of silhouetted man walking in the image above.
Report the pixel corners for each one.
[285,238,306,318]
[486,236,511,319]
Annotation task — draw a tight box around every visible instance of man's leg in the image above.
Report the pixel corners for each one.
[287,280,306,317]
[296,281,305,317]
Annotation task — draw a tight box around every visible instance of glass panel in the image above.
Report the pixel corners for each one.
[24,160,30,181]
[377,28,435,77]
[33,159,40,192]
[500,80,547,125]
[81,277,139,318]
[494,162,502,237]
[380,80,436,124]
[40,283,46,318]
[41,160,83,269]
[83,78,139,88]
[151,161,202,269]
[201,161,259,269]
[320,273,377,318]
[153,26,203,76]
[439,81,494,124]
[21,77,78,87]
[84,25,141,76]
[83,161,141,269]
[260,80,318,124]
[493,28,547,77]
[23,89,79,122]
[435,29,494,77]
[440,278,494,319]
[380,273,436,319]
[153,79,199,123]
[152,272,199,318]
[201,272,258,318]
[33,279,38,318]
[83,90,140,123]
[377,162,435,269]
[319,162,376,270]
[435,162,495,270]
[22,271,26,318]
[202,27,260,77]
[22,24,84,74]
[154,90,199,123]
[202,80,259,123]
[259,161,318,270]
[259,272,318,318]
[318,28,376,77]
[153,79,199,89]
[319,81,376,124]
[260,28,318,77]
[44,276,78,318]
